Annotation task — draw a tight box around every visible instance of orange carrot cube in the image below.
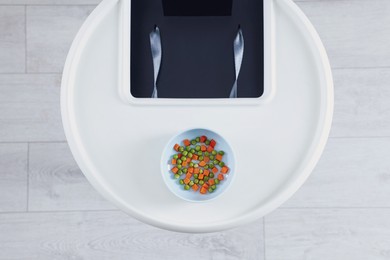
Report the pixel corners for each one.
[221,166,229,174]
[183,139,191,146]
[192,184,199,191]
[199,161,206,167]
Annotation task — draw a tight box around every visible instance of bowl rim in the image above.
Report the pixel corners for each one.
[160,127,236,203]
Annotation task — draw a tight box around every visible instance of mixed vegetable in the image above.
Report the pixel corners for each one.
[170,135,230,194]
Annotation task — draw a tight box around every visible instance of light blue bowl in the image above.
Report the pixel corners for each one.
[161,128,235,202]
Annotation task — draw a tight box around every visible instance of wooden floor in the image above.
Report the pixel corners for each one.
[0,0,390,259]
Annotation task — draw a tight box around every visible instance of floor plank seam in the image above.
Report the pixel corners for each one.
[281,207,390,209]
[0,71,64,74]
[332,66,390,70]
[0,141,67,144]
[263,218,266,260]
[24,5,27,74]
[24,4,98,7]
[0,209,121,215]
[329,136,390,139]
[26,143,29,212]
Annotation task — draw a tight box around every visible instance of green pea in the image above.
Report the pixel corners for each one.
[195,146,201,151]
[205,140,210,145]
[189,162,194,167]
[213,160,219,165]
[191,140,197,145]
[197,151,203,156]
[199,180,204,185]
[209,173,214,178]
[204,176,209,181]
[182,168,188,173]
[194,163,199,168]
[219,161,225,167]
[208,188,213,193]
[177,159,182,164]
[199,156,204,161]
[219,151,225,155]
[210,155,215,160]
[194,174,198,179]
[189,181,194,186]
[179,146,184,152]
[199,169,203,174]
[174,174,180,179]
[191,149,196,153]
[204,152,210,156]
[173,154,179,159]
[188,152,193,158]
[211,185,216,190]
[204,165,209,169]
[177,165,182,169]
[196,137,200,142]
[181,156,187,161]
[209,163,214,168]
[182,151,188,156]
[186,146,191,151]
[215,179,220,184]
[194,179,199,184]
[179,179,184,185]
[211,150,217,155]
[178,169,183,175]
[184,185,190,190]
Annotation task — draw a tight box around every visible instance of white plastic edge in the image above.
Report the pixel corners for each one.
[61,0,333,233]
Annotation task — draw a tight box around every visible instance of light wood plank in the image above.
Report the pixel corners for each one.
[0,0,101,4]
[0,6,25,73]
[0,211,263,260]
[283,138,390,207]
[27,5,95,73]
[331,68,390,137]
[296,0,390,68]
[0,144,27,212]
[29,143,115,211]
[266,209,390,260]
[0,74,65,142]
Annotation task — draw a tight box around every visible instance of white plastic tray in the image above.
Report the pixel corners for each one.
[61,0,333,233]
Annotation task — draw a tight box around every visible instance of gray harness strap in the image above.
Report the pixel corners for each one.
[229,27,244,98]
[149,26,162,99]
